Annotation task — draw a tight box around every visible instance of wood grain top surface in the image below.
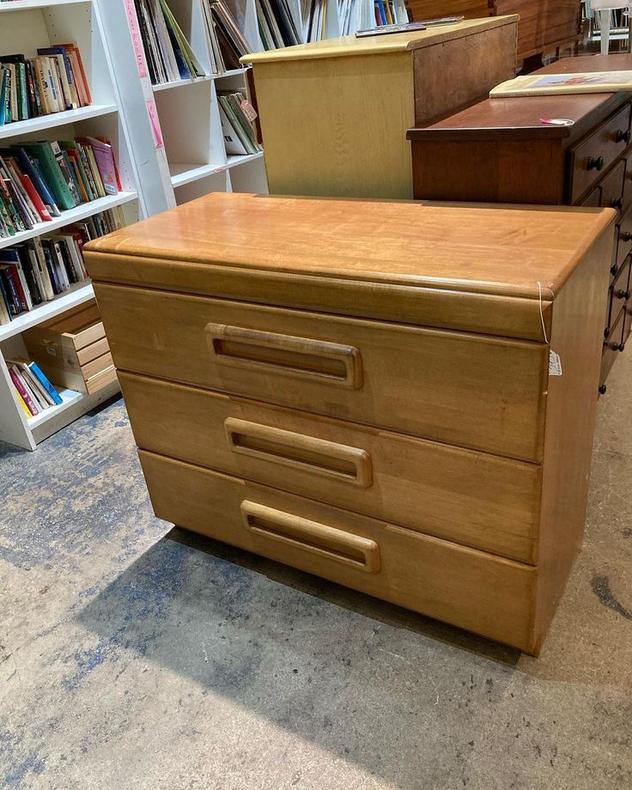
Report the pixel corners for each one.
[85,193,615,301]
[409,52,632,141]
[241,16,517,63]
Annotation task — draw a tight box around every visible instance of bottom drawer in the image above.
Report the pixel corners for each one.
[139,450,538,653]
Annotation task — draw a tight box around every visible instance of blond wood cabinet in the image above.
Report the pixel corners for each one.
[241,17,518,199]
[85,193,614,655]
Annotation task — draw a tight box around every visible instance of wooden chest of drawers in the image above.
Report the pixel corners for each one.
[242,17,517,199]
[406,1,582,62]
[407,53,632,389]
[84,193,614,655]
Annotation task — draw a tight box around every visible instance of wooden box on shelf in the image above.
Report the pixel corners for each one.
[241,16,518,198]
[23,300,115,395]
[85,192,614,654]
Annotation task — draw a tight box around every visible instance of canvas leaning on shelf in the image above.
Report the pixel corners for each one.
[0,208,123,326]
[0,43,91,126]
[133,0,205,84]
[490,71,632,98]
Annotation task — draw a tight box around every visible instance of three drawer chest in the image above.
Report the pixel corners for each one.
[85,193,614,654]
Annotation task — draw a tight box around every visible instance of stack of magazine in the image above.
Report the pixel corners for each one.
[218,90,261,156]
[133,0,205,84]
[201,0,253,74]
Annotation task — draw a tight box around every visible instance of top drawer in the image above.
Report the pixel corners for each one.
[95,284,547,461]
[569,103,632,203]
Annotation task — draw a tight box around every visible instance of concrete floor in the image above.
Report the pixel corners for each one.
[1,357,632,790]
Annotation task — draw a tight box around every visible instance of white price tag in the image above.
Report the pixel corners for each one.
[549,350,563,377]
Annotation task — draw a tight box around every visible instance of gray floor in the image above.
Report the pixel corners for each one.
[1,356,632,790]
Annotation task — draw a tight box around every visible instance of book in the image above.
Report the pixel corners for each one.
[0,45,90,125]
[8,364,39,416]
[135,0,206,85]
[490,71,632,98]
[28,361,63,405]
[0,208,123,324]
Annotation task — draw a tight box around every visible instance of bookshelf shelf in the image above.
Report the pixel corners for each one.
[27,386,82,429]
[0,104,119,142]
[0,192,138,251]
[0,0,89,12]
[170,162,226,187]
[0,282,94,342]
[152,75,214,92]
[226,152,264,169]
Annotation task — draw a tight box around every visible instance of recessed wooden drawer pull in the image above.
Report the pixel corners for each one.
[240,501,380,573]
[205,323,363,388]
[225,418,373,487]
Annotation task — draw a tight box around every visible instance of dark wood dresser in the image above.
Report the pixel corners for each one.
[408,54,632,391]
[85,193,614,654]
[406,0,582,63]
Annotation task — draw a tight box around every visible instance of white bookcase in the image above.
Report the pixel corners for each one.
[0,0,144,450]
[97,0,269,212]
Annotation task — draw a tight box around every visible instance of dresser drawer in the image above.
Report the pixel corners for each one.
[601,305,626,386]
[569,104,631,203]
[609,257,631,326]
[616,207,632,270]
[96,285,547,461]
[138,450,537,652]
[120,372,541,563]
[598,159,626,213]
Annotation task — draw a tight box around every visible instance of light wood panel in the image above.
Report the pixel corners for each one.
[253,52,415,198]
[94,284,548,461]
[531,228,612,651]
[139,450,538,653]
[120,371,542,562]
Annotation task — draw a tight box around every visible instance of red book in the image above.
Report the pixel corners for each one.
[8,366,39,416]
[19,174,53,222]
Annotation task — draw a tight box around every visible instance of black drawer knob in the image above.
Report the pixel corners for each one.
[587,155,605,171]
[615,129,631,144]
[599,384,608,395]
[607,340,625,350]
[612,197,624,210]
[611,264,619,275]
[621,232,632,242]
[614,288,629,299]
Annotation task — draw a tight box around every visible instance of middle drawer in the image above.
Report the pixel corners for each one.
[120,371,541,563]
[95,284,548,461]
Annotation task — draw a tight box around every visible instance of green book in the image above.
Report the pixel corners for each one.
[20,142,77,211]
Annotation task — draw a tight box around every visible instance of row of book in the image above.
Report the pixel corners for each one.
[202,0,252,74]
[0,137,121,239]
[339,0,408,35]
[7,358,63,418]
[0,44,92,127]
[0,207,123,326]
[256,0,302,49]
[218,90,261,156]
[133,0,205,85]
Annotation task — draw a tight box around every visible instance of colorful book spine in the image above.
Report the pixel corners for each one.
[28,361,62,405]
